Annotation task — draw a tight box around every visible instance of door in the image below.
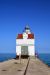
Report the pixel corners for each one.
[21,46,28,55]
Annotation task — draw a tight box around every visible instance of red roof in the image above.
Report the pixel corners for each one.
[28,34,34,39]
[17,34,23,39]
[17,34,34,39]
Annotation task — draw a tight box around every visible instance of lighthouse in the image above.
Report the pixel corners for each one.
[16,25,35,57]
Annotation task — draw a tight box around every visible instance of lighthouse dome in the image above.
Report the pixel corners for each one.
[25,25,30,30]
[24,25,31,34]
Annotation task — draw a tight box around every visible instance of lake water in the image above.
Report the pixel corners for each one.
[0,53,16,62]
[38,54,50,66]
[0,53,50,66]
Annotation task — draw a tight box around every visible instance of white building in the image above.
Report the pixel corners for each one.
[16,25,35,57]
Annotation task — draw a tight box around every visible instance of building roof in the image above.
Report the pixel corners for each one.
[17,34,23,39]
[16,25,34,39]
[28,34,34,39]
[16,34,34,39]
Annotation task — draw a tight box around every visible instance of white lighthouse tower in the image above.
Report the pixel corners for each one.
[16,25,35,57]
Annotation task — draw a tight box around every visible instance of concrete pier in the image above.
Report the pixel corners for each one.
[0,59,28,75]
[0,58,50,75]
[26,58,50,75]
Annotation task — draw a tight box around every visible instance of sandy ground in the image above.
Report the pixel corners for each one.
[0,59,28,75]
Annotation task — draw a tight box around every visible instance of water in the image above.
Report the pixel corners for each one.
[38,54,50,66]
[0,53,16,62]
[0,53,50,67]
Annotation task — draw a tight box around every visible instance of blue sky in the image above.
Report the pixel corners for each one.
[0,0,50,53]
